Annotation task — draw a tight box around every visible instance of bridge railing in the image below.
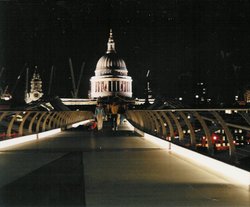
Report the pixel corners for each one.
[0,111,93,140]
[126,109,250,163]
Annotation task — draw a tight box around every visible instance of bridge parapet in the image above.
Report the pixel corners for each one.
[126,109,250,164]
[0,111,93,140]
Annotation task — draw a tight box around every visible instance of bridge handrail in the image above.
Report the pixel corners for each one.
[126,109,250,164]
[0,110,94,140]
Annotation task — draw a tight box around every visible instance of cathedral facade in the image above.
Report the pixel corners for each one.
[90,30,132,99]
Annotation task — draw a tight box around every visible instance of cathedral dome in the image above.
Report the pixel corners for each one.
[96,53,127,70]
[95,30,128,76]
[90,29,133,99]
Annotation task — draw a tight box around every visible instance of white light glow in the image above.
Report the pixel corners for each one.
[0,134,37,149]
[71,120,93,128]
[124,120,135,131]
[38,128,61,139]
[0,127,64,149]
[225,110,232,114]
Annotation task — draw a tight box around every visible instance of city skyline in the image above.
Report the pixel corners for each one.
[0,0,250,105]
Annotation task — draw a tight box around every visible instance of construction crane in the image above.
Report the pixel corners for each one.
[68,58,85,98]
[48,65,54,96]
[1,85,12,100]
[0,67,5,79]
[144,69,153,105]
[0,67,13,100]
[0,67,5,95]
[11,63,27,95]
[24,67,29,103]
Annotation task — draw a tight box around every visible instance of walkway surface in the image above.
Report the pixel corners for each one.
[0,122,249,207]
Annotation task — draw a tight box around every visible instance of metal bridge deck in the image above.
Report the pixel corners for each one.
[0,124,249,206]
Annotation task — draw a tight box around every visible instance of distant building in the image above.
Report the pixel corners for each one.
[194,82,211,106]
[244,89,250,103]
[90,29,132,100]
[25,71,43,103]
[237,86,250,106]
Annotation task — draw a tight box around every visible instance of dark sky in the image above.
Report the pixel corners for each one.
[0,0,250,104]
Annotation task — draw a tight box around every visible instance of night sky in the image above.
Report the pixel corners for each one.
[0,0,250,104]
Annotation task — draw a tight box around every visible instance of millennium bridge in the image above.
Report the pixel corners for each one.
[0,108,249,206]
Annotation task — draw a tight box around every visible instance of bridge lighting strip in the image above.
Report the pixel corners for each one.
[38,128,62,139]
[0,134,37,149]
[0,119,93,149]
[122,120,135,131]
[130,122,250,191]
[71,119,94,128]
[0,128,62,149]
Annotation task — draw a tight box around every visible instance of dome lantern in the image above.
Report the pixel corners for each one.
[107,29,116,54]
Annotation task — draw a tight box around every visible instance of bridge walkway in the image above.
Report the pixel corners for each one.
[0,122,249,206]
